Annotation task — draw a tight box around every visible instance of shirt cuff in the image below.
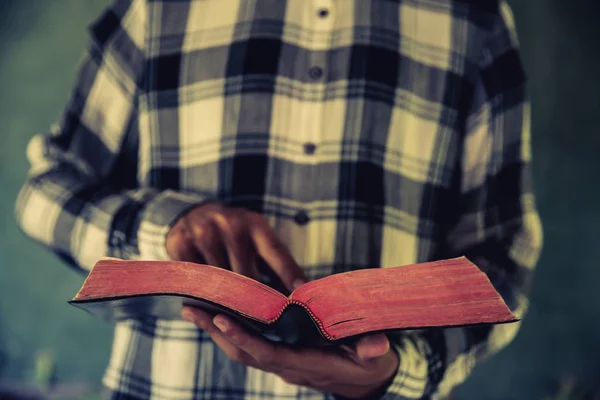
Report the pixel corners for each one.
[137,190,209,261]
[379,339,429,400]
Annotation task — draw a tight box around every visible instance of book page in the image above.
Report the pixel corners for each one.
[290,258,516,340]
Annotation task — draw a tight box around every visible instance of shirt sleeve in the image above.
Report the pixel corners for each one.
[15,0,206,271]
[380,4,543,399]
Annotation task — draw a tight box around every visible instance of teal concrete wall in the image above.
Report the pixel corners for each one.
[0,1,113,386]
[1,1,598,398]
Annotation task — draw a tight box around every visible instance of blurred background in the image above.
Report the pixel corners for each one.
[0,1,599,399]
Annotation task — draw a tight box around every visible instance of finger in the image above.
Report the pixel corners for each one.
[198,244,228,269]
[181,306,213,328]
[214,213,260,280]
[212,314,290,372]
[338,344,362,364]
[181,307,261,369]
[168,231,205,263]
[196,234,229,269]
[188,220,228,268]
[354,333,390,361]
[249,217,307,292]
[213,315,363,379]
[278,370,308,387]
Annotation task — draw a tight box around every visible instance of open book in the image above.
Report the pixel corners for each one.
[70,257,518,346]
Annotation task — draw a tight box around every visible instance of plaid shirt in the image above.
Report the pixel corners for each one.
[16,0,542,399]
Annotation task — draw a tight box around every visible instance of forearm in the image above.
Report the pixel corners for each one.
[382,318,514,399]
[12,0,195,270]
[16,155,204,270]
[379,206,541,400]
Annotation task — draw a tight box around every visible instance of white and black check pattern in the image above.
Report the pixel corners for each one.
[16,0,543,399]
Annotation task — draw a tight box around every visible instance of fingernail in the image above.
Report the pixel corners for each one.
[213,316,229,332]
[358,334,390,360]
[181,308,195,323]
[361,334,387,346]
[362,334,389,348]
[292,278,306,290]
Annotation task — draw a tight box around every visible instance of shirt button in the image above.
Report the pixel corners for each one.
[303,142,317,155]
[308,66,323,80]
[318,8,329,18]
[294,210,310,225]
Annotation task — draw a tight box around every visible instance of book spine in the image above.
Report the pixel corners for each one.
[271,300,334,341]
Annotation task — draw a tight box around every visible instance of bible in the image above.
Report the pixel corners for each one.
[70,257,518,346]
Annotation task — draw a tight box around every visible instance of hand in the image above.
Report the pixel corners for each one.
[166,202,307,292]
[181,307,399,399]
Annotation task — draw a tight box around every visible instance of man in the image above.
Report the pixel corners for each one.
[15,0,542,398]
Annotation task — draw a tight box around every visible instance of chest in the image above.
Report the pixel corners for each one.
[136,0,469,213]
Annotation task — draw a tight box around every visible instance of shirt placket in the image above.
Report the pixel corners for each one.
[291,0,335,267]
[302,0,334,166]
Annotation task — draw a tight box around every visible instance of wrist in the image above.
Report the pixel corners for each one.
[138,190,209,261]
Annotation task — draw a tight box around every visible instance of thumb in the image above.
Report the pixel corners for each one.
[355,333,390,361]
[249,221,308,293]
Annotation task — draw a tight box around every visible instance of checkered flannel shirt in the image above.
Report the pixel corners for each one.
[16,0,542,399]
